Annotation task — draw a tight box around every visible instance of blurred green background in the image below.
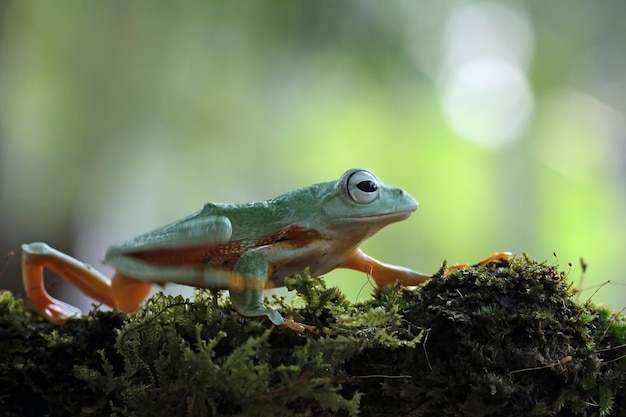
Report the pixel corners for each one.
[1,1,625,312]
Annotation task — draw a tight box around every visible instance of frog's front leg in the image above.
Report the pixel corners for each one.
[228,248,295,328]
[230,247,318,332]
[341,248,430,288]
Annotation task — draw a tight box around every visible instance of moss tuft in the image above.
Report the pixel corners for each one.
[1,255,625,416]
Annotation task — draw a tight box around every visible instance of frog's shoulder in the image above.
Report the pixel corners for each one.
[199,201,278,225]
[201,202,226,212]
[200,201,253,214]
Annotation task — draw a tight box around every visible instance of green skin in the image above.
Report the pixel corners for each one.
[23,168,430,327]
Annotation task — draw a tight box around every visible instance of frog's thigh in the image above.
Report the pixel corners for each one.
[109,215,232,255]
[229,248,285,325]
[165,216,233,248]
[110,273,153,313]
[146,215,232,248]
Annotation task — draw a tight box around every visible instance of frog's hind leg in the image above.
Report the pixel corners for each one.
[21,242,151,324]
[109,272,153,313]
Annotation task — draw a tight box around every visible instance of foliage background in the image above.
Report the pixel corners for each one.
[1,1,625,310]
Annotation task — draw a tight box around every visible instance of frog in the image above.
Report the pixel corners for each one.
[22,168,434,330]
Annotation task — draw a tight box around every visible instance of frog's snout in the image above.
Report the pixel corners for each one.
[397,188,418,212]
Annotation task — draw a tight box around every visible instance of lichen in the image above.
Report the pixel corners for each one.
[1,255,625,416]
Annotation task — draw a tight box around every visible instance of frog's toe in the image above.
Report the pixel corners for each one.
[236,306,287,326]
[475,252,512,267]
[445,263,470,275]
[278,318,318,333]
[445,252,512,276]
[31,294,81,324]
[261,309,288,326]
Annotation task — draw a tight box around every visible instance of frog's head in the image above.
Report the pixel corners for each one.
[315,168,418,237]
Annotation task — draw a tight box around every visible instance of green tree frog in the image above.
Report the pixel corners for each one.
[22,168,432,329]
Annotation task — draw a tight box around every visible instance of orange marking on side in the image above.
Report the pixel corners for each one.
[227,271,265,291]
[228,271,245,291]
[128,245,236,267]
[125,226,322,272]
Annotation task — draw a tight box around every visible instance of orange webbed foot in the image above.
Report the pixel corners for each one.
[277,312,322,333]
[278,318,318,332]
[27,289,82,325]
[446,252,512,275]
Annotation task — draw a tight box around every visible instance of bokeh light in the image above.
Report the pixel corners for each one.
[439,2,535,146]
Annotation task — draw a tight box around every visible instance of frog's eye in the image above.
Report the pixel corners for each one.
[347,170,379,204]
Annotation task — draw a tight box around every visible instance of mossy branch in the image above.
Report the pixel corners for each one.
[1,256,625,416]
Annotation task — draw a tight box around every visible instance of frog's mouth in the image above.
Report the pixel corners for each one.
[342,208,416,221]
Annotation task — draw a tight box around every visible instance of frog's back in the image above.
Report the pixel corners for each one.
[199,184,327,243]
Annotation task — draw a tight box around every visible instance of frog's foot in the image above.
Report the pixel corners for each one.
[231,304,305,331]
[278,318,318,333]
[278,311,318,333]
[27,286,82,325]
[446,252,512,275]
[475,252,512,267]
[236,305,316,332]
[229,287,317,332]
[257,309,317,332]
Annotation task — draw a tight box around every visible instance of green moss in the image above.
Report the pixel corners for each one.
[1,255,625,416]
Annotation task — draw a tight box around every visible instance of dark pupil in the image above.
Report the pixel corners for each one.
[357,180,377,193]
